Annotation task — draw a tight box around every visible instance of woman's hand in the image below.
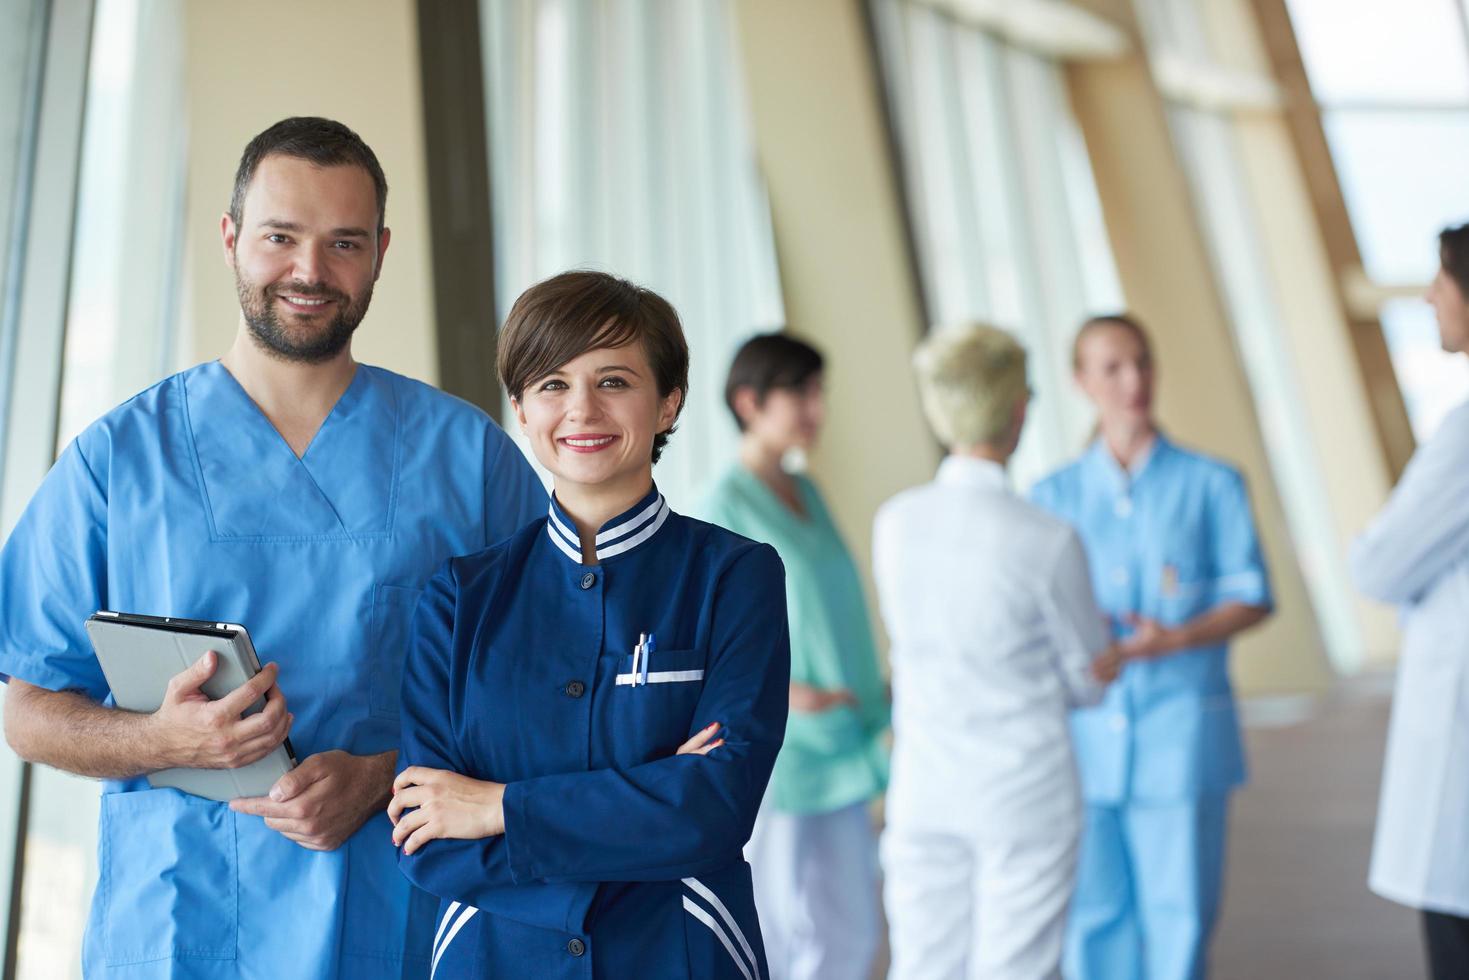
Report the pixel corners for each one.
[388,766,506,855]
[677,721,725,756]
[789,681,858,713]
[1118,613,1181,660]
[1091,646,1124,684]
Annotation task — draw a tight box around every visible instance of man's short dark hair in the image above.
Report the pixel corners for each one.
[229,117,389,236]
[1440,223,1469,298]
[723,333,825,432]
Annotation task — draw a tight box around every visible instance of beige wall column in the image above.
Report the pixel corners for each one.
[1065,12,1332,692]
[179,0,437,383]
[731,0,938,608]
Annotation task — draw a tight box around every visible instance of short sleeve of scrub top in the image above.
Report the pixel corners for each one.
[1205,468,1272,611]
[0,436,111,698]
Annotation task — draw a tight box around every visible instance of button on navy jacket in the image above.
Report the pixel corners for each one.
[397,486,790,979]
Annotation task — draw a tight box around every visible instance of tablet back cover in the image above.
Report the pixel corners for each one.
[84,616,293,801]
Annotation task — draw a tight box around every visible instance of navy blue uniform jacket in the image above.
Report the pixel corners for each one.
[398,488,790,978]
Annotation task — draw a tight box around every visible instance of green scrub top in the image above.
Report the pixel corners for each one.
[698,463,889,815]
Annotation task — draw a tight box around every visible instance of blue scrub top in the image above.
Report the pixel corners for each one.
[0,361,546,978]
[1030,435,1272,804]
[397,486,790,980]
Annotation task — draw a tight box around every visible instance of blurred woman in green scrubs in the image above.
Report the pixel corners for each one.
[699,333,889,980]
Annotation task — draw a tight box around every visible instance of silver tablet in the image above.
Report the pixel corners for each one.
[84,611,298,802]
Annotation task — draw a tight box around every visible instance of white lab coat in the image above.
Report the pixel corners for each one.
[873,456,1110,979]
[1352,399,1469,916]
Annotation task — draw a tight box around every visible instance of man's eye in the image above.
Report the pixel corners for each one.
[333,241,358,250]
[267,234,289,244]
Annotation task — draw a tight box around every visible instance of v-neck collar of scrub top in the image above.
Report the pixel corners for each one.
[730,463,820,527]
[185,359,400,541]
[1084,431,1169,495]
[544,484,671,564]
[935,455,1011,493]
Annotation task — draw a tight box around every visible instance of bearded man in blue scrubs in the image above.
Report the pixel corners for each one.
[0,116,545,977]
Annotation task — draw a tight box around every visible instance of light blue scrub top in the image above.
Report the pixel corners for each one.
[0,361,545,978]
[1030,435,1272,804]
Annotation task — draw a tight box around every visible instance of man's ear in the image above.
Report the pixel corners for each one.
[221,213,239,269]
[373,227,392,281]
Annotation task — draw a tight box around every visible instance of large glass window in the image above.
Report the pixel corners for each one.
[0,2,48,967]
[1286,0,1469,439]
[0,0,47,475]
[0,0,188,974]
[480,0,785,509]
[1134,0,1362,669]
[869,0,1125,489]
[54,0,186,450]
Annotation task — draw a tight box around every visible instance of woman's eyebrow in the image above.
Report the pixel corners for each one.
[597,364,640,375]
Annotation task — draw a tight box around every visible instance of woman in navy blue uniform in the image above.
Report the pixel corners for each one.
[388,270,790,979]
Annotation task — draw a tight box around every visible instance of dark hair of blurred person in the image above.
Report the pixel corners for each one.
[723,333,825,433]
[1431,223,1469,354]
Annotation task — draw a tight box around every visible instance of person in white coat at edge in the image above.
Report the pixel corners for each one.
[873,324,1122,980]
[1351,222,1469,980]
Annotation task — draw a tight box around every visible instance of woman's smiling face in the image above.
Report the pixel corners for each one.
[512,341,682,497]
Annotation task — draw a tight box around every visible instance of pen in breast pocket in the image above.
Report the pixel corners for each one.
[640,633,656,686]
[632,633,646,687]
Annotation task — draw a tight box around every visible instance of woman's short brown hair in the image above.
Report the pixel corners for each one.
[497,271,690,464]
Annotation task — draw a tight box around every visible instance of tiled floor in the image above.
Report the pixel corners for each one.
[1212,682,1424,979]
[866,679,1427,979]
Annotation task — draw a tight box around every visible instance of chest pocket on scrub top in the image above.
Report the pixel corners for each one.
[369,584,424,721]
[1156,525,1210,624]
[613,648,707,754]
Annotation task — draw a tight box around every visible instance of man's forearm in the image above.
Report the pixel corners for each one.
[363,749,397,811]
[3,681,173,779]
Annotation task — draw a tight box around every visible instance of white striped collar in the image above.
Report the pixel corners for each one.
[545,486,671,564]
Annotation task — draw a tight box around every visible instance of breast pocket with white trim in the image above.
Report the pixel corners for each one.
[610,648,708,756]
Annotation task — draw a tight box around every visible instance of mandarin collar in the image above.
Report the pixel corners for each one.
[545,484,670,564]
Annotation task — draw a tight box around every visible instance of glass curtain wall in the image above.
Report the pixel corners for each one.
[1285,0,1469,439]
[479,0,785,510]
[0,1,49,969]
[0,0,188,974]
[868,0,1125,490]
[1131,0,1361,669]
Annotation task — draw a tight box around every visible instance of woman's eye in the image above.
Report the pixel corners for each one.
[538,379,568,392]
[598,376,628,388]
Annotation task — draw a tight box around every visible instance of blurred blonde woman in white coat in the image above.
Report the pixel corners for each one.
[1352,223,1469,980]
[874,325,1121,980]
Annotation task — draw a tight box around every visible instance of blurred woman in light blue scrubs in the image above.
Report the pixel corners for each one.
[1030,315,1273,980]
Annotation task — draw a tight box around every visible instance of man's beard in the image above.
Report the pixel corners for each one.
[235,272,372,364]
